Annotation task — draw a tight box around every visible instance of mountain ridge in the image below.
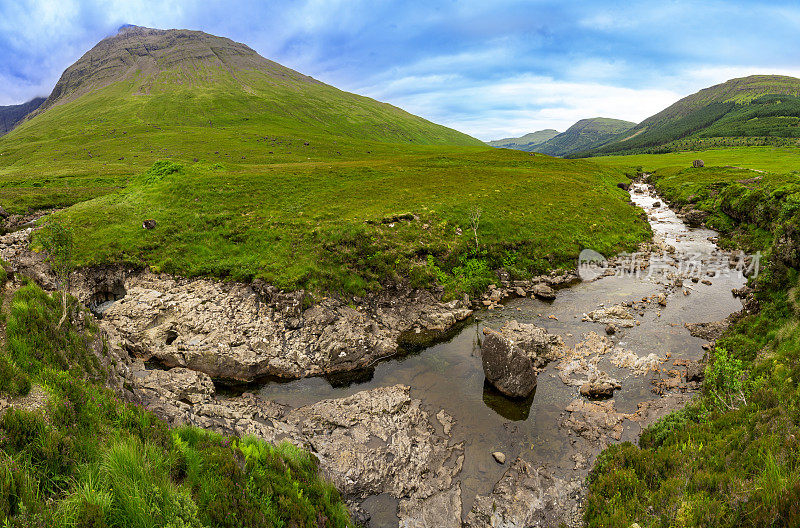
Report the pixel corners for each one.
[486,129,560,149]
[14,25,480,147]
[586,75,800,155]
[533,117,636,156]
[0,97,46,135]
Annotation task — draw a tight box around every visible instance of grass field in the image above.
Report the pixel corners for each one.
[0,86,652,297]
[594,145,800,174]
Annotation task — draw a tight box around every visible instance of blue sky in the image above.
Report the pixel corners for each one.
[2,0,800,140]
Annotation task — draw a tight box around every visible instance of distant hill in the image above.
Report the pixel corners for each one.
[0,97,45,135]
[486,129,560,149]
[534,118,636,157]
[589,75,800,155]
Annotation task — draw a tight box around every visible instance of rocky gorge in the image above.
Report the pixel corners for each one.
[0,181,750,527]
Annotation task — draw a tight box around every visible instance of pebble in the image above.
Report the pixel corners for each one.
[492,451,506,464]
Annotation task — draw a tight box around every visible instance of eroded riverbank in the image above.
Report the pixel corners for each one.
[0,181,748,527]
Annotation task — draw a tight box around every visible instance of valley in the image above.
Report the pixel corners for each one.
[1,20,800,528]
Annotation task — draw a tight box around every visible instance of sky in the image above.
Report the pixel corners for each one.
[2,0,800,141]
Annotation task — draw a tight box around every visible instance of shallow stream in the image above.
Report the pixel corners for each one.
[258,183,747,524]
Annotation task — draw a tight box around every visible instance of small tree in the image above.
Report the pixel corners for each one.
[469,206,482,251]
[39,221,74,329]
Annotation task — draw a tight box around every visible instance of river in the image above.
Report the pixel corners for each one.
[257,182,747,525]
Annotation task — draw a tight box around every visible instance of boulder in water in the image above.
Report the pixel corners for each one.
[481,328,537,398]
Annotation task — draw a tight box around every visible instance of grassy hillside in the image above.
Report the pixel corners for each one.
[0,26,651,296]
[486,129,560,149]
[586,147,800,527]
[0,275,353,527]
[0,97,45,136]
[535,118,635,157]
[589,76,800,156]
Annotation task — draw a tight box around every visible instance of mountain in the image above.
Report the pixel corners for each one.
[534,118,636,157]
[589,75,800,155]
[486,129,560,149]
[11,26,480,147]
[0,96,45,135]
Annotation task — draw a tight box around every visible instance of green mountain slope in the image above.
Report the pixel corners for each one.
[534,117,635,156]
[590,75,800,155]
[486,129,560,149]
[0,96,45,135]
[12,26,480,147]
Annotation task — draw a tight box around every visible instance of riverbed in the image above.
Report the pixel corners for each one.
[257,182,747,525]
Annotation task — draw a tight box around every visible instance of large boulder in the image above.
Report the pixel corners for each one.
[496,320,564,368]
[481,328,537,398]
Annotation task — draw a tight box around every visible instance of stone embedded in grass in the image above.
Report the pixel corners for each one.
[142,219,156,229]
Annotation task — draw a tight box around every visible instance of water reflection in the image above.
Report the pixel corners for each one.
[482,380,535,421]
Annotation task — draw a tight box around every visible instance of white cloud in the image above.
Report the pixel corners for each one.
[359,73,681,141]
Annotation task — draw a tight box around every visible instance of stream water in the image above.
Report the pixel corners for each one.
[257,183,747,525]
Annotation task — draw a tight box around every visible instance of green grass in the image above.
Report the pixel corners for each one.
[0,276,354,527]
[15,150,649,297]
[585,147,800,527]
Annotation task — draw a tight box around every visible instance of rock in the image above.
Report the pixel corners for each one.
[580,380,618,399]
[531,283,556,300]
[686,360,705,382]
[683,208,708,227]
[480,328,537,398]
[284,385,464,499]
[140,367,215,404]
[692,159,705,168]
[617,182,630,191]
[561,399,629,445]
[142,219,157,229]
[465,459,580,528]
[0,206,8,219]
[495,320,564,368]
[685,320,729,341]
[652,201,661,208]
[585,304,636,328]
[604,324,616,335]
[398,485,462,528]
[514,286,526,297]
[610,349,663,375]
[492,451,506,464]
[657,292,667,306]
[67,269,473,382]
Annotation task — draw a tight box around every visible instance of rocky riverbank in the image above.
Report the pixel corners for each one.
[0,180,747,527]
